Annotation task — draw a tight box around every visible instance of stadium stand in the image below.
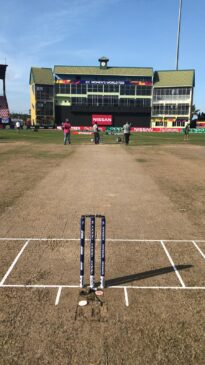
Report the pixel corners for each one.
[0,95,9,118]
[0,64,10,126]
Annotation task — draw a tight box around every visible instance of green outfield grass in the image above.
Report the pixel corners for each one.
[0,128,205,146]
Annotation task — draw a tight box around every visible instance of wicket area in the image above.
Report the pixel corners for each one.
[80,215,106,289]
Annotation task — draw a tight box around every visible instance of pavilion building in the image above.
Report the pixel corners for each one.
[29,58,195,129]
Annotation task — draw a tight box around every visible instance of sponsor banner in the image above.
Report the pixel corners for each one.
[197,121,205,128]
[55,79,124,85]
[56,79,72,84]
[57,126,106,132]
[86,80,124,85]
[58,126,106,131]
[131,127,153,132]
[73,131,93,135]
[107,127,182,133]
[153,128,181,132]
[76,126,92,131]
[106,127,123,135]
[130,81,152,86]
[190,128,205,133]
[131,127,181,132]
[1,118,10,124]
[58,126,184,133]
[86,80,152,86]
[72,126,106,132]
[55,78,152,86]
[92,115,112,125]
[71,126,81,131]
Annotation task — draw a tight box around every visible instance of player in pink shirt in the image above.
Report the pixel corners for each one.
[62,118,71,145]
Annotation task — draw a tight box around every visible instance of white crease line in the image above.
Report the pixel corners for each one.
[0,284,79,288]
[0,240,30,286]
[0,284,205,290]
[110,286,205,290]
[0,238,204,242]
[192,241,205,259]
[160,240,186,288]
[0,238,46,241]
[124,287,129,307]
[55,286,62,306]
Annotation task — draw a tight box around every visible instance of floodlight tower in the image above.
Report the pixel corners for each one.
[0,64,8,96]
[176,0,182,70]
[0,64,10,120]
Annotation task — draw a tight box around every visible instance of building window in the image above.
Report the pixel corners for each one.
[55,84,71,94]
[120,98,151,107]
[87,84,105,92]
[120,85,135,95]
[72,97,87,105]
[36,101,53,115]
[177,104,189,115]
[71,85,77,94]
[104,84,119,93]
[152,105,164,115]
[152,103,189,116]
[86,95,119,106]
[136,86,152,95]
[153,87,191,102]
[36,85,53,100]
[172,120,186,127]
[165,104,176,114]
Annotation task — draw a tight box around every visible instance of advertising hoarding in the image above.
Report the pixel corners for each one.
[92,115,112,126]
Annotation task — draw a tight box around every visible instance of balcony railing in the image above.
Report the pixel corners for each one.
[152,95,191,102]
[71,105,151,114]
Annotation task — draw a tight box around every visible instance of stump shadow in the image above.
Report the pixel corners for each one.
[104,264,192,287]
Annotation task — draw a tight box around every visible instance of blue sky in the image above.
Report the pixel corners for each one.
[0,0,204,114]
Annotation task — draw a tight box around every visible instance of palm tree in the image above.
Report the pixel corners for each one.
[191,105,200,119]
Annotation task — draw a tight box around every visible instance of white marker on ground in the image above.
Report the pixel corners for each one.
[160,240,186,288]
[0,240,30,286]
[1,284,205,290]
[55,286,62,306]
[124,287,129,307]
[192,241,205,259]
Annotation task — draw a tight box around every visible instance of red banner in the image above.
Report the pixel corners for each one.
[153,128,182,132]
[57,126,182,133]
[92,115,112,125]
[131,127,181,132]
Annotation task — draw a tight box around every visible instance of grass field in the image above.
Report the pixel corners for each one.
[0,131,205,364]
[1,128,205,146]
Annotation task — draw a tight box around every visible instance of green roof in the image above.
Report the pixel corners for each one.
[154,70,195,87]
[54,66,153,77]
[30,67,53,85]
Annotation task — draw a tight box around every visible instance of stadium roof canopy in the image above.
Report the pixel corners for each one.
[153,70,195,87]
[30,67,53,85]
[54,66,153,77]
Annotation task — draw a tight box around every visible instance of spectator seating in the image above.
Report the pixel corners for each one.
[0,96,9,118]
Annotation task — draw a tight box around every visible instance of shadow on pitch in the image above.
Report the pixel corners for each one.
[104,265,192,287]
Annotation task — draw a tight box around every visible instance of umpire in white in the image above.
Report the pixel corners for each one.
[123,122,131,145]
